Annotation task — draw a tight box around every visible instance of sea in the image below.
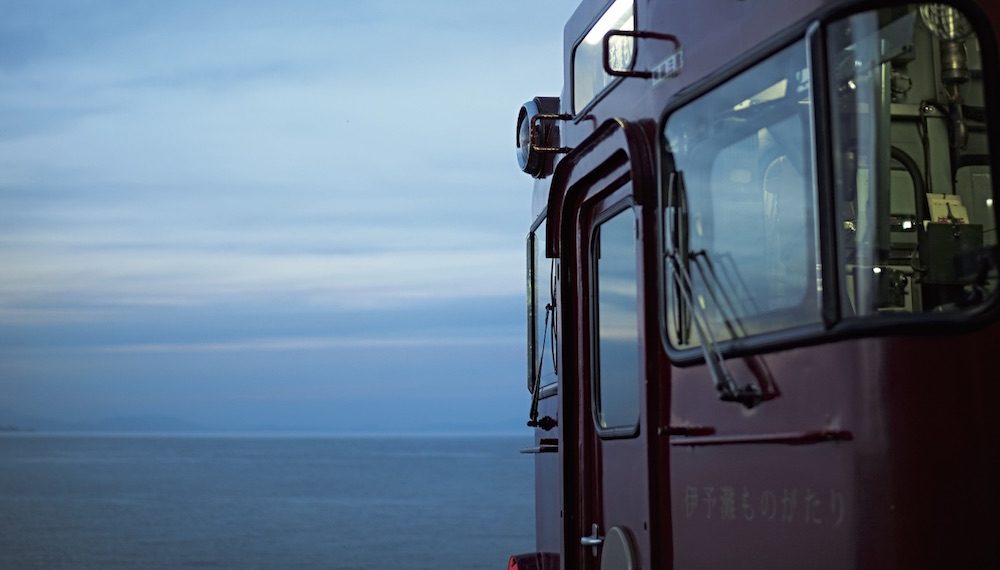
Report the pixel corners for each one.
[0,434,535,570]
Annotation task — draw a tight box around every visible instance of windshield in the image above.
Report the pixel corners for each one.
[662,40,822,348]
[661,3,998,352]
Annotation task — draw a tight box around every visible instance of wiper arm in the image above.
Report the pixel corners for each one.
[528,259,558,431]
[665,171,764,409]
[666,251,764,408]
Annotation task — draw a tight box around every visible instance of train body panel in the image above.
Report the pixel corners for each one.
[512,1,1000,569]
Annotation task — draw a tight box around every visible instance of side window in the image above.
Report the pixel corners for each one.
[593,208,640,431]
[828,4,997,315]
[572,0,635,113]
[528,222,557,392]
[660,3,998,356]
[663,40,822,348]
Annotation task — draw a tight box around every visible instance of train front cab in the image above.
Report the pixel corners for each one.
[518,1,999,570]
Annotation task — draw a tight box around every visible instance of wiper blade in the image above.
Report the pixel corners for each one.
[689,250,748,340]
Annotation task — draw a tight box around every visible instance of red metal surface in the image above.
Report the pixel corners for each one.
[537,116,662,568]
[668,430,853,446]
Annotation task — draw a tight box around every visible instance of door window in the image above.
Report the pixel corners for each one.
[593,208,640,431]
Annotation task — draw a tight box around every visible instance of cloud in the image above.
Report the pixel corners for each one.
[0,307,117,325]
[0,0,577,429]
[0,246,523,314]
[92,334,520,354]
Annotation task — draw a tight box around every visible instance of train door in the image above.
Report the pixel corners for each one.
[550,120,663,570]
[579,188,651,570]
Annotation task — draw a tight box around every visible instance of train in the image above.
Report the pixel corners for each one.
[509,1,998,569]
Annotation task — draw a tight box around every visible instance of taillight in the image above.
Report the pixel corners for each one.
[507,552,559,570]
[508,553,543,570]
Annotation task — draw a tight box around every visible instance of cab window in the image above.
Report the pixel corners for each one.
[663,40,822,349]
[528,221,557,392]
[828,4,997,315]
[572,0,635,113]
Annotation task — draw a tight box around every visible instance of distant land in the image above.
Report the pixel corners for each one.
[0,409,527,436]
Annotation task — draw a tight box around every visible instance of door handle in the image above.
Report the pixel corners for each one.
[580,523,603,555]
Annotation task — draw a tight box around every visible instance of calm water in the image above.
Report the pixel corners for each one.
[0,434,535,569]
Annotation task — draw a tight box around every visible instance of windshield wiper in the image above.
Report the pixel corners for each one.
[665,171,765,409]
[528,259,558,431]
[666,251,764,407]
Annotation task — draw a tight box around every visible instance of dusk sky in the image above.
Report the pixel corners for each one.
[0,0,576,433]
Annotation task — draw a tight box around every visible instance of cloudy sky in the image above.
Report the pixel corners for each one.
[0,0,575,432]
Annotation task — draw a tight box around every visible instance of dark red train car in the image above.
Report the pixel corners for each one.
[510,1,999,569]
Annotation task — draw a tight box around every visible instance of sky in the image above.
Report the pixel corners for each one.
[0,0,577,433]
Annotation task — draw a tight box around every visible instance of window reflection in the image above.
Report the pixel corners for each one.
[663,41,822,348]
[573,0,635,113]
[594,209,639,430]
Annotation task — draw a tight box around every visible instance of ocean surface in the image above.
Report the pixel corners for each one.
[0,434,535,569]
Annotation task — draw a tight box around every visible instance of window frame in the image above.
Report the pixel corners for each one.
[657,0,1000,366]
